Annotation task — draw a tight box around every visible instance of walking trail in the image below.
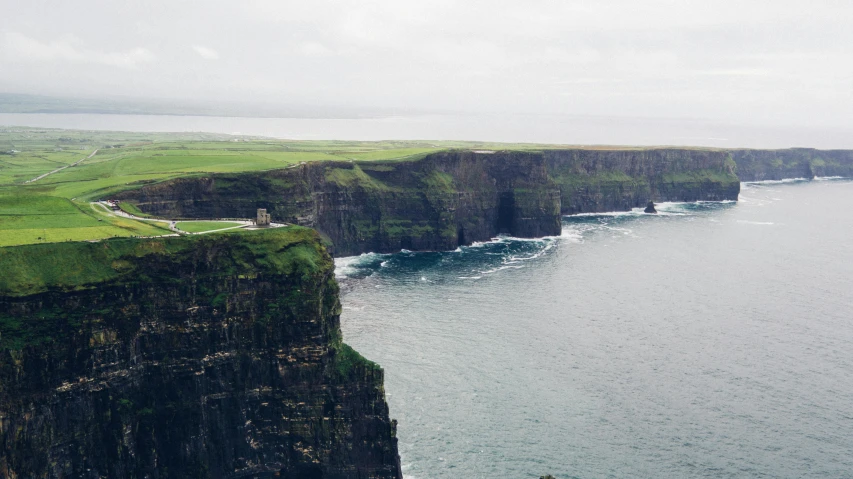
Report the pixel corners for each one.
[26,149,99,183]
[92,201,285,237]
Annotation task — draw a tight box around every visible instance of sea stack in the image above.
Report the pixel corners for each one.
[644,201,657,214]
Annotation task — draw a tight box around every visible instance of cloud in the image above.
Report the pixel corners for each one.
[695,68,770,77]
[295,41,333,57]
[2,0,853,130]
[2,32,155,69]
[192,45,220,60]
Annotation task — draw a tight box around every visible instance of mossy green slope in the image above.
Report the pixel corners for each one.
[0,226,325,297]
[0,224,400,478]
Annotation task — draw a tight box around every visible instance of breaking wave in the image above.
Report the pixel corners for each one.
[742,178,809,186]
[334,252,391,278]
[336,200,739,280]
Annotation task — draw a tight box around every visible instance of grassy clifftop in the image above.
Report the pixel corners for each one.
[0,226,328,297]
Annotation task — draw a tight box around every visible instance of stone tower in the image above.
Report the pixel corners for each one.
[256,208,271,226]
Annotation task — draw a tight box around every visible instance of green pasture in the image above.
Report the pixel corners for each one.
[0,126,591,247]
[175,221,243,233]
[0,193,171,247]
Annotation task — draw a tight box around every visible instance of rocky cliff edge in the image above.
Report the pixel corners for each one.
[0,228,401,479]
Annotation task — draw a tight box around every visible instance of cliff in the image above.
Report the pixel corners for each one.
[0,228,401,479]
[731,148,853,181]
[544,149,739,214]
[116,149,740,256]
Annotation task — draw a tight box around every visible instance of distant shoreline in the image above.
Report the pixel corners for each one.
[3,112,853,149]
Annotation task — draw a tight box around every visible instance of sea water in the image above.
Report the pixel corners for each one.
[337,179,853,479]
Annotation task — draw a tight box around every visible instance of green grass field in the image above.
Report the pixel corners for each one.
[0,193,171,247]
[175,221,243,233]
[0,128,461,246]
[0,126,612,247]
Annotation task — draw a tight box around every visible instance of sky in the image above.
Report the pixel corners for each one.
[1,0,852,130]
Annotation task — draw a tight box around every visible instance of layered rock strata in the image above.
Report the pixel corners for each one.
[731,148,853,181]
[117,149,740,256]
[0,228,401,479]
[544,149,738,214]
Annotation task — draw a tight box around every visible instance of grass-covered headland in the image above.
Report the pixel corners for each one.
[0,226,327,297]
[0,127,569,247]
[0,126,748,249]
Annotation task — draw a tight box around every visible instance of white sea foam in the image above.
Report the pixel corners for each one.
[742,178,809,186]
[458,276,483,280]
[814,176,848,181]
[507,242,556,262]
[480,265,525,274]
[568,210,637,218]
[560,228,585,243]
[565,202,695,218]
[651,202,693,216]
[737,220,775,225]
[601,225,636,235]
[495,234,560,243]
[334,252,390,278]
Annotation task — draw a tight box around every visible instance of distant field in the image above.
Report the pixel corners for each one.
[0,126,599,247]
[0,128,457,246]
[0,193,170,247]
[176,221,243,233]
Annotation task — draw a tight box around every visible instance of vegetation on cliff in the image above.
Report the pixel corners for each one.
[114,148,739,255]
[1,127,745,249]
[0,128,544,247]
[0,225,401,478]
[0,226,325,298]
[0,227,334,353]
[732,148,853,181]
[5,128,850,256]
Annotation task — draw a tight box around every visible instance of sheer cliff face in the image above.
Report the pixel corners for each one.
[116,151,564,257]
[545,149,739,215]
[117,149,740,257]
[731,148,853,181]
[0,229,401,479]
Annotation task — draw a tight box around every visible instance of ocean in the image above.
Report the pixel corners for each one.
[337,178,853,478]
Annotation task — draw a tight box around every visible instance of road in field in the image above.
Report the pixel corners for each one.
[92,201,285,236]
[25,149,99,184]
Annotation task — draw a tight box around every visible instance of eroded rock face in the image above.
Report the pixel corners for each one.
[545,149,739,214]
[731,148,853,181]
[0,229,401,479]
[117,149,741,256]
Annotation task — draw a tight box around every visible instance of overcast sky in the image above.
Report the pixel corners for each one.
[2,0,852,129]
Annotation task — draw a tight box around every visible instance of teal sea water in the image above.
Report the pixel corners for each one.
[337,179,853,479]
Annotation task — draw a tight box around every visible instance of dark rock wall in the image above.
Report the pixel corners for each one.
[544,149,739,214]
[0,231,401,479]
[731,148,853,181]
[118,151,564,256]
[117,149,741,257]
